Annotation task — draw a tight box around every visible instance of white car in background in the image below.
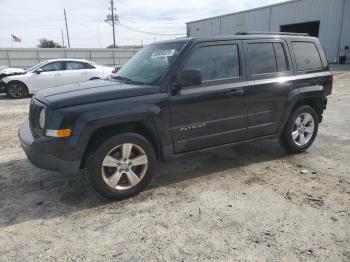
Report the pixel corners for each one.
[0,66,26,76]
[1,59,114,98]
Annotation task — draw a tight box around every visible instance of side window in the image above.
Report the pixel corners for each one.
[83,62,95,69]
[182,44,240,82]
[292,42,322,71]
[248,43,277,74]
[66,62,88,70]
[273,43,289,72]
[40,62,63,72]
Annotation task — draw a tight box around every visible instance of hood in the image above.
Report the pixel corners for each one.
[35,79,160,108]
[0,67,26,75]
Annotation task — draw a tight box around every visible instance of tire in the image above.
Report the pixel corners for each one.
[6,82,28,99]
[86,133,156,200]
[89,77,100,80]
[280,105,319,153]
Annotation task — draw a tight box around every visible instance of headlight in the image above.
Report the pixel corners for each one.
[39,109,45,129]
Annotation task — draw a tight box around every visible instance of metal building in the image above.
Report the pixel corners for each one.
[186,0,350,63]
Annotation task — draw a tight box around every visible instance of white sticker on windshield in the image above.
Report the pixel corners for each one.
[151,49,176,58]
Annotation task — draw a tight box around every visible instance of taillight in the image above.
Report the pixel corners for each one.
[111,69,116,74]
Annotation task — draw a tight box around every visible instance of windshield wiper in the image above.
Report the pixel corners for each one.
[112,76,149,85]
[113,75,134,83]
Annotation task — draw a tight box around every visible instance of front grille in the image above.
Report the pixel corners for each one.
[28,98,45,137]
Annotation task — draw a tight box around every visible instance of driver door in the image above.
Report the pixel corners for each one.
[29,61,65,91]
[170,41,248,153]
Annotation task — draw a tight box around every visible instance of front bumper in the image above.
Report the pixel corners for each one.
[0,80,6,93]
[18,120,80,175]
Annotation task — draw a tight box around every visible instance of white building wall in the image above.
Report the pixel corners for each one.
[187,0,350,63]
[270,0,344,62]
[221,8,271,34]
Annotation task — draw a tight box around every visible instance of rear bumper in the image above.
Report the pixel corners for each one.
[18,120,80,175]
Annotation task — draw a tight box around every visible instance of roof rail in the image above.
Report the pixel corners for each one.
[235,31,309,36]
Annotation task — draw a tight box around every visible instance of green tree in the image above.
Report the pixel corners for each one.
[37,38,62,48]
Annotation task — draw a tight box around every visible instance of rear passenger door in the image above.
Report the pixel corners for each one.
[243,39,294,139]
[64,61,96,84]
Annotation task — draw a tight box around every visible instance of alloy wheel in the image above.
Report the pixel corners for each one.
[101,143,148,190]
[8,84,24,98]
[291,112,315,146]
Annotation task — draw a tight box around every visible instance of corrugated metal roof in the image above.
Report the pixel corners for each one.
[186,0,302,24]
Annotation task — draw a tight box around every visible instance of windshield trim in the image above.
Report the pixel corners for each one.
[27,61,48,72]
[153,41,189,85]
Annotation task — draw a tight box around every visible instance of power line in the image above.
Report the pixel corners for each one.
[118,23,185,36]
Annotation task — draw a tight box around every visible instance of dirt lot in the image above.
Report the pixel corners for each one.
[0,70,349,261]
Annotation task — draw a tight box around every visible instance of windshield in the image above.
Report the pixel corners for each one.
[114,42,185,85]
[26,61,48,72]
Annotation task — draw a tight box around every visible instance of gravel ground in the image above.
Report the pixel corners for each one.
[0,70,349,261]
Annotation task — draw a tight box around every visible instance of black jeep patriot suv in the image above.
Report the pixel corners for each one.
[19,32,333,199]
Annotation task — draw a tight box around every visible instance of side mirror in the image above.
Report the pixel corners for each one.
[175,69,202,87]
[35,68,44,74]
[171,69,202,95]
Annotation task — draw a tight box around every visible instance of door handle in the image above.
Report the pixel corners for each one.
[54,73,61,77]
[228,89,244,96]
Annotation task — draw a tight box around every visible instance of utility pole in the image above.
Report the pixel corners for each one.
[61,29,65,48]
[110,0,116,48]
[64,9,71,48]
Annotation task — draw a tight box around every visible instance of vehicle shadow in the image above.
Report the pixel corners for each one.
[0,93,32,101]
[0,138,292,228]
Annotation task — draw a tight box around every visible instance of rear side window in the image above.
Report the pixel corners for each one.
[292,42,322,71]
[182,44,240,81]
[248,42,289,75]
[82,62,95,69]
[66,62,95,70]
[248,43,277,74]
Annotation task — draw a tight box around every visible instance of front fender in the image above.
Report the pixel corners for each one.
[2,75,33,93]
[57,93,171,161]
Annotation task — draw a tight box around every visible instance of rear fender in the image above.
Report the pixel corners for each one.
[280,85,325,133]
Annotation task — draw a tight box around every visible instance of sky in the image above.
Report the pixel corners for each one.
[0,0,283,48]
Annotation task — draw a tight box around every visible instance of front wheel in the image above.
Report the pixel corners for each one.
[86,133,156,200]
[280,105,319,153]
[6,82,28,99]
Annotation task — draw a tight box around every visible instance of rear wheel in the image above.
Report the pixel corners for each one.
[6,82,28,99]
[280,105,318,153]
[86,133,156,199]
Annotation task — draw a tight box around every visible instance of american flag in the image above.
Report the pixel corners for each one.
[11,34,21,42]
